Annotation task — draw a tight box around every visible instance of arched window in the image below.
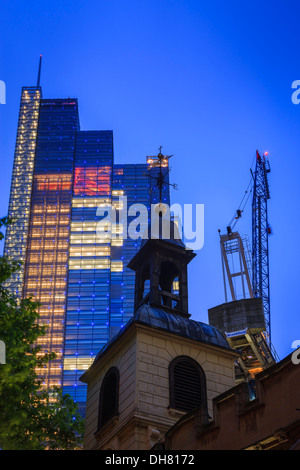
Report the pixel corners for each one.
[98,367,119,429]
[169,356,207,413]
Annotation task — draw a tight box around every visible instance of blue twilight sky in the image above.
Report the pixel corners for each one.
[0,0,299,360]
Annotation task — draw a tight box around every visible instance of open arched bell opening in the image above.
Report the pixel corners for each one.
[159,259,180,309]
[128,222,196,318]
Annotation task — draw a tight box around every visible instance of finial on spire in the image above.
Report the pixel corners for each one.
[146,147,178,203]
[37,55,42,87]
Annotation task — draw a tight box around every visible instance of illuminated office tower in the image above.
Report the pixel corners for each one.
[4,77,171,415]
[22,98,80,390]
[3,86,41,297]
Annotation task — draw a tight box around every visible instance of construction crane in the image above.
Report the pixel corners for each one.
[251,150,272,345]
[210,150,278,391]
[221,149,273,344]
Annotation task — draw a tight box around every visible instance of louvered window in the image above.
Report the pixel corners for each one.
[98,367,119,429]
[169,356,207,412]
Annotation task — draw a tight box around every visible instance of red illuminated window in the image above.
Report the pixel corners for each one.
[74,166,111,196]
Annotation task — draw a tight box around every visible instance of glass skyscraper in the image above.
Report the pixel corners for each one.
[4,82,170,416]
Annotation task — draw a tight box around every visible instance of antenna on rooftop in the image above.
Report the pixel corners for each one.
[37,55,42,87]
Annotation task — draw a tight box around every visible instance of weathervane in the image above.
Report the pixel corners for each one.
[145,146,178,203]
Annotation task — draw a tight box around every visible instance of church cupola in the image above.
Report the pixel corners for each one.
[127,205,195,318]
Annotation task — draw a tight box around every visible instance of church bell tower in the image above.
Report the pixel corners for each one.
[127,207,195,318]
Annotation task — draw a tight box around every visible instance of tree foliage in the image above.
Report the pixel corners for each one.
[0,217,84,449]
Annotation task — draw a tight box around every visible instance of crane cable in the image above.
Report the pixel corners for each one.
[227,154,256,231]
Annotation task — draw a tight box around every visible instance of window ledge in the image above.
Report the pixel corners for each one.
[168,408,186,419]
[94,414,119,439]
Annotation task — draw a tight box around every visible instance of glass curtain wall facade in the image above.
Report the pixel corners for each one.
[3,87,41,297]
[5,84,171,416]
[62,131,114,410]
[22,98,79,390]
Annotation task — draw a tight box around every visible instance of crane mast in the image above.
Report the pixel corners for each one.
[251,150,271,344]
